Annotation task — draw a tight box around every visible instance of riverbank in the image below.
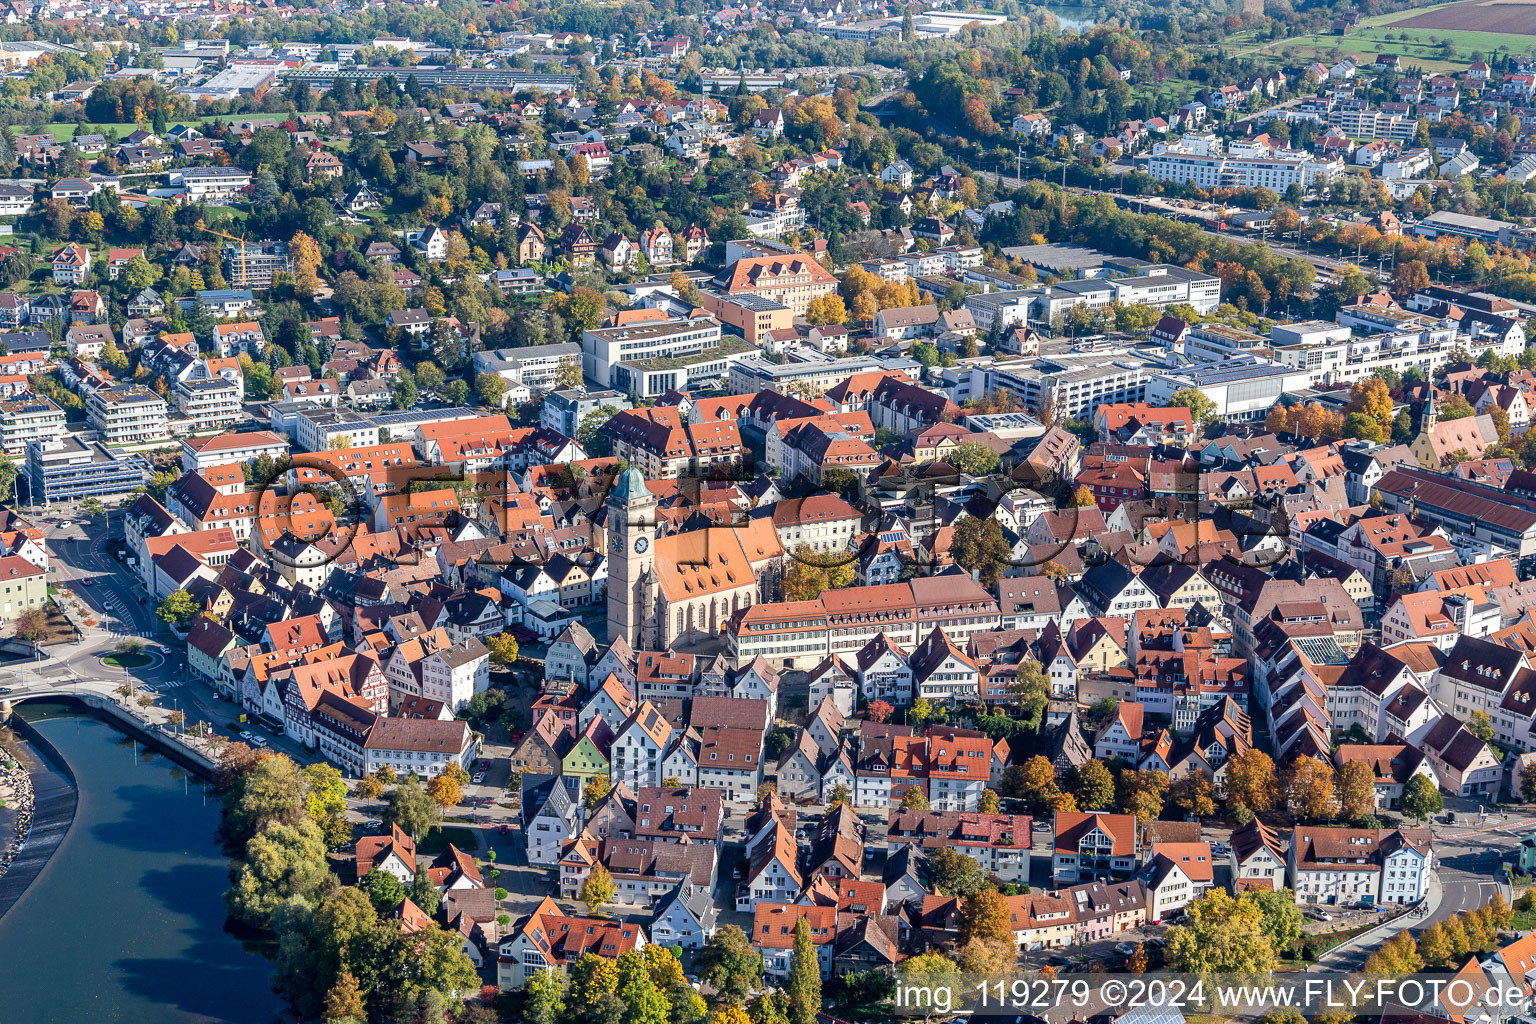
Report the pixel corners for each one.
[0,742,35,872]
[0,715,78,922]
[0,686,227,925]
[0,705,284,1023]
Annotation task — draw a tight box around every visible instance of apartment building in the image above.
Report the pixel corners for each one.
[86,384,169,445]
[1147,145,1343,190]
[223,241,292,289]
[0,396,65,454]
[172,377,243,431]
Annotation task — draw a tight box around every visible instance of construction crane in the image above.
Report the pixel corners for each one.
[197,221,247,290]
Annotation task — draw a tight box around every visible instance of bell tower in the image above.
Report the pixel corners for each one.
[606,467,657,650]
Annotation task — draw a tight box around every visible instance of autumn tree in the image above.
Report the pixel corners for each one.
[1285,755,1337,821]
[1224,749,1280,812]
[867,700,894,724]
[1116,769,1169,821]
[1070,760,1115,811]
[581,863,616,915]
[1346,376,1395,440]
[1335,760,1377,823]
[951,515,1012,589]
[1166,888,1276,973]
[1169,775,1217,819]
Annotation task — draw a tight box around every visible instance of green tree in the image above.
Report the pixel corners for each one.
[156,588,199,629]
[785,917,822,1024]
[390,372,418,410]
[1168,387,1217,427]
[951,515,1012,589]
[1165,888,1276,973]
[696,925,764,1006]
[614,948,670,1024]
[358,868,409,916]
[948,440,1000,476]
[382,783,440,840]
[928,847,986,898]
[1070,760,1115,810]
[225,819,334,927]
[1401,773,1443,822]
[1012,660,1050,732]
[303,763,352,849]
[475,371,509,408]
[1240,887,1304,958]
[410,869,441,916]
[898,786,929,811]
[524,968,567,1024]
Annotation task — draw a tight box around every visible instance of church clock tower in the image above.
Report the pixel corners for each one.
[606,466,657,650]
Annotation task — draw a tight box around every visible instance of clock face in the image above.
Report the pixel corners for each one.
[634,537,649,554]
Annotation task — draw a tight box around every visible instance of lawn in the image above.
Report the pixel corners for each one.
[417,825,479,855]
[43,122,140,144]
[103,652,150,668]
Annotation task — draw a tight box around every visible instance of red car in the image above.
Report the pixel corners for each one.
[498,824,509,835]
[79,578,95,587]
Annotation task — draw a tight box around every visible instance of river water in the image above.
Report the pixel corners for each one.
[0,705,284,1024]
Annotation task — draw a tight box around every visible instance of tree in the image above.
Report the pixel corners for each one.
[383,782,441,840]
[1169,775,1217,818]
[1346,377,1395,439]
[928,847,986,898]
[358,867,409,916]
[1416,921,1454,969]
[1169,387,1218,427]
[1012,660,1051,732]
[1070,760,1115,811]
[958,887,1012,947]
[475,371,510,408]
[948,440,1000,476]
[804,294,848,326]
[584,775,613,809]
[898,786,929,811]
[868,700,894,724]
[523,968,567,1024]
[225,819,333,927]
[1224,749,1279,812]
[1401,773,1443,822]
[950,515,1012,589]
[1071,485,1097,507]
[696,925,763,1006]
[1469,709,1496,744]
[1165,888,1276,973]
[1335,760,1376,822]
[978,788,1000,814]
[1116,769,1168,822]
[1241,887,1303,958]
[390,373,418,410]
[425,770,463,810]
[13,608,47,642]
[827,782,852,807]
[1393,259,1431,300]
[1285,756,1337,821]
[157,588,199,629]
[485,632,519,666]
[581,863,616,914]
[323,970,366,1024]
[785,917,822,1024]
[1005,754,1060,814]
[303,762,353,849]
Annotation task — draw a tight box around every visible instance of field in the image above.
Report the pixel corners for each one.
[1234,0,1536,71]
[1375,0,1536,36]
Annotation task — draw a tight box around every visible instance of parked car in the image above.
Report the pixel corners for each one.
[1032,820,1051,831]
[472,773,486,784]
[1313,910,1333,922]
[1114,943,1135,956]
[364,819,383,830]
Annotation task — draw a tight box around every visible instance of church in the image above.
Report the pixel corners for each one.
[605,466,783,650]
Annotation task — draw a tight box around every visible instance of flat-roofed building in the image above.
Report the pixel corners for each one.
[86,383,169,444]
[25,435,150,504]
[0,395,65,454]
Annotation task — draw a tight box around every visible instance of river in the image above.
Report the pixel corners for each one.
[0,704,284,1024]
